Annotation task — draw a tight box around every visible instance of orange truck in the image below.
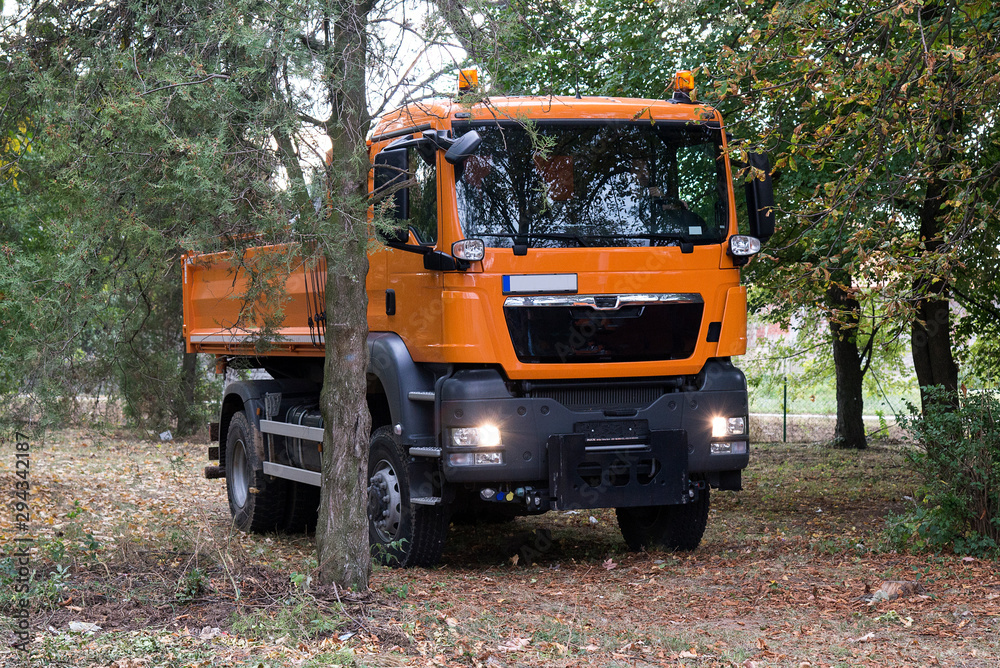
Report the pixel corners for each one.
[183,71,775,567]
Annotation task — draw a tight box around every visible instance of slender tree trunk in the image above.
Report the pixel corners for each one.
[827,277,867,449]
[316,0,373,591]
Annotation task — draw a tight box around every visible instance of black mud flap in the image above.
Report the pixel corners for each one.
[547,430,689,510]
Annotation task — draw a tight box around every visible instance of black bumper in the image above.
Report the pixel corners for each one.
[436,360,750,507]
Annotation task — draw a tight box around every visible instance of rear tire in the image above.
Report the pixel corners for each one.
[616,484,710,552]
[226,411,287,533]
[367,426,448,567]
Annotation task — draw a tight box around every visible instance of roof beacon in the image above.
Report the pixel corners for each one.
[459,68,479,94]
[672,70,696,103]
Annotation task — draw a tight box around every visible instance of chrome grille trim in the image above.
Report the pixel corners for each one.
[504,293,702,311]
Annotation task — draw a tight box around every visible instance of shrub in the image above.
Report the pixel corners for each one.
[890,387,1000,556]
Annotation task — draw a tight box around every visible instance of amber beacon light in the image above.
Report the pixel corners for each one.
[673,70,696,102]
[458,68,479,93]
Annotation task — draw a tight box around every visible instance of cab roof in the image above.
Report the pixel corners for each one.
[371,96,722,142]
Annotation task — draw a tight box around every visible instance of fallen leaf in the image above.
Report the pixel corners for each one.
[499,637,530,652]
[68,621,101,633]
[603,558,618,570]
[849,632,875,643]
[679,649,699,658]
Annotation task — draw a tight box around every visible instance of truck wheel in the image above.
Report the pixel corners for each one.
[226,411,287,533]
[616,484,710,552]
[284,481,320,533]
[367,426,448,567]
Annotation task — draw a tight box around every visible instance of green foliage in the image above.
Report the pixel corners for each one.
[0,556,71,609]
[230,598,345,641]
[0,0,308,432]
[721,0,1000,402]
[175,567,207,604]
[741,311,918,416]
[890,388,1000,556]
[290,571,313,592]
[474,0,754,99]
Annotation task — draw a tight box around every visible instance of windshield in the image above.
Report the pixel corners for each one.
[454,121,729,249]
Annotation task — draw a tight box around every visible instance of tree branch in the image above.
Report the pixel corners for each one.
[140,74,230,96]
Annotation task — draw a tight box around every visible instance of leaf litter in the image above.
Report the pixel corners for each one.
[1,431,998,666]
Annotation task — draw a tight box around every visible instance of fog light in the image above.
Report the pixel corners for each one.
[449,453,475,466]
[475,452,503,465]
[711,441,748,455]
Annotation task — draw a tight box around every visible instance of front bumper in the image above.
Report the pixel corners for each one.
[437,360,750,506]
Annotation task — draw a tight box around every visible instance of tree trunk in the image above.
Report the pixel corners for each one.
[316,0,373,591]
[911,285,958,412]
[911,111,960,417]
[827,277,867,449]
[175,350,199,437]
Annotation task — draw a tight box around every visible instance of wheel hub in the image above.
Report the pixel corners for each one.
[368,462,401,542]
[230,439,251,508]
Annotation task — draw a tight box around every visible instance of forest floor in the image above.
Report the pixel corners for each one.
[1,428,998,667]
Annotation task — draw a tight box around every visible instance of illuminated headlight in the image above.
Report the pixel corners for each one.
[449,452,504,466]
[451,425,502,447]
[712,416,746,438]
[711,441,748,455]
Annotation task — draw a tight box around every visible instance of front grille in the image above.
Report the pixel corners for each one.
[504,294,704,364]
[530,385,667,411]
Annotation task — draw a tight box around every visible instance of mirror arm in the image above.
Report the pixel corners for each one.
[386,241,434,255]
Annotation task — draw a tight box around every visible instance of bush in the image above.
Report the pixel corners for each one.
[889,387,1000,556]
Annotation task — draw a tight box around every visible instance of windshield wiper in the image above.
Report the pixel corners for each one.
[613,233,689,243]
[482,231,698,249]
[488,232,592,247]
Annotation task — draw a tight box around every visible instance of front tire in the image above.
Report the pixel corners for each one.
[616,484,710,552]
[367,426,448,567]
[226,411,286,533]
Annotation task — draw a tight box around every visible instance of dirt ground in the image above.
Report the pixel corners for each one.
[1,428,998,667]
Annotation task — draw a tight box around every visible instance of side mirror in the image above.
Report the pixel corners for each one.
[445,131,482,165]
[373,146,409,243]
[423,250,459,271]
[744,152,775,243]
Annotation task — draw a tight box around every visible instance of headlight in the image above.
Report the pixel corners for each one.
[452,238,485,261]
[727,235,761,257]
[712,416,746,438]
[451,424,501,447]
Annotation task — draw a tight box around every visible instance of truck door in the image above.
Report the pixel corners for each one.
[378,142,444,358]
